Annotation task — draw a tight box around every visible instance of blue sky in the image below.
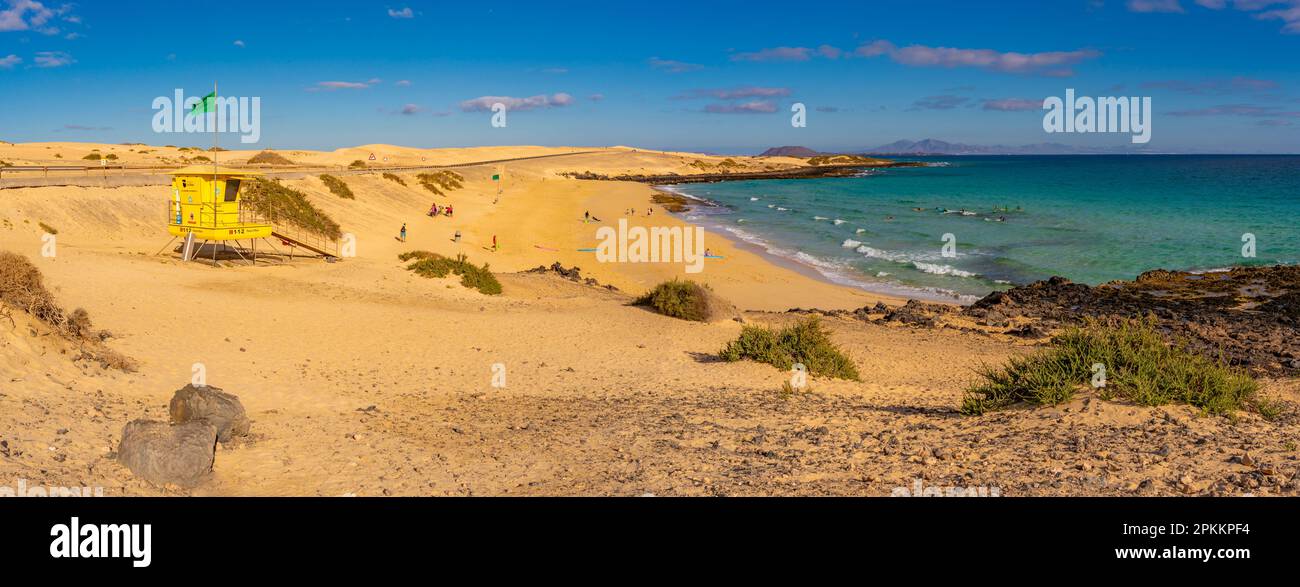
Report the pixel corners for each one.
[2,0,1298,153]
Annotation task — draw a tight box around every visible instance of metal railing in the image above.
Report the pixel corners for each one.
[0,165,125,178]
[166,201,271,229]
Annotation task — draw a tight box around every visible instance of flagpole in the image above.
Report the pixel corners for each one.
[212,81,218,238]
[213,81,218,178]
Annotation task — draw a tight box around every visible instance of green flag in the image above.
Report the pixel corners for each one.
[189,92,216,117]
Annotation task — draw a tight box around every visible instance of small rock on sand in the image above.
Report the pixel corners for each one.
[169,384,250,443]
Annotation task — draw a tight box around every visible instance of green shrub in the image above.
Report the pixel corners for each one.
[104,153,119,160]
[37,222,57,235]
[382,172,406,186]
[348,160,367,169]
[720,316,860,381]
[319,174,355,199]
[242,178,342,239]
[961,318,1259,416]
[400,251,501,295]
[635,279,712,322]
[82,153,101,161]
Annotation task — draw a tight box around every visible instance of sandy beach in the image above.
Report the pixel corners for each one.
[1,142,1296,497]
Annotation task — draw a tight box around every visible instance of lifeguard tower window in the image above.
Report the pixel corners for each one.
[225,179,241,202]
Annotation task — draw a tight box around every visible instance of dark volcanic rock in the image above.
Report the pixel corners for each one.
[964,266,1300,375]
[878,299,956,328]
[526,262,619,291]
[117,419,217,489]
[169,384,250,443]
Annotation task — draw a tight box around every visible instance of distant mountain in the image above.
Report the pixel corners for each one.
[758,146,824,158]
[861,139,1148,156]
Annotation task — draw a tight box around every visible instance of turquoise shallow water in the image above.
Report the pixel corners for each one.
[666,155,1300,301]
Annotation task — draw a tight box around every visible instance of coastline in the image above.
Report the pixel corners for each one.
[649,184,975,305]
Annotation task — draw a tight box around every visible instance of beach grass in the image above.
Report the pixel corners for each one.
[416,171,464,196]
[319,174,355,199]
[242,178,342,239]
[720,316,860,381]
[37,222,57,235]
[382,172,407,186]
[348,160,367,169]
[961,318,1259,416]
[399,251,501,295]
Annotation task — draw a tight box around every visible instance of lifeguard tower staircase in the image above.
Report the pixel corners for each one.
[165,166,339,263]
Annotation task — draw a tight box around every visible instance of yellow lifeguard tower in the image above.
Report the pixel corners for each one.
[167,165,272,242]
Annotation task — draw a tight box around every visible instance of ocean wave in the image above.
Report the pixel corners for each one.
[854,245,941,264]
[813,216,830,221]
[841,239,863,249]
[833,219,847,225]
[912,261,979,278]
[749,197,760,201]
[710,225,981,303]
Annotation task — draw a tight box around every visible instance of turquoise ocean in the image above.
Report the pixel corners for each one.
[664,155,1300,302]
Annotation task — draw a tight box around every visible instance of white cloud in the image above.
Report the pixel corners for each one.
[0,53,19,68]
[387,7,414,19]
[309,80,379,91]
[32,50,73,68]
[233,39,245,48]
[730,46,813,62]
[648,57,703,73]
[0,1,77,35]
[459,93,575,112]
[854,39,1100,76]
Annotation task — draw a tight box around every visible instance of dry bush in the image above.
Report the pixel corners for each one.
[0,251,136,371]
[0,250,67,328]
[247,150,295,165]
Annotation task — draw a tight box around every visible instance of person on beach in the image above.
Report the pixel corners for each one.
[584,211,590,223]
[445,205,453,217]
[454,230,461,242]
[400,223,407,242]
